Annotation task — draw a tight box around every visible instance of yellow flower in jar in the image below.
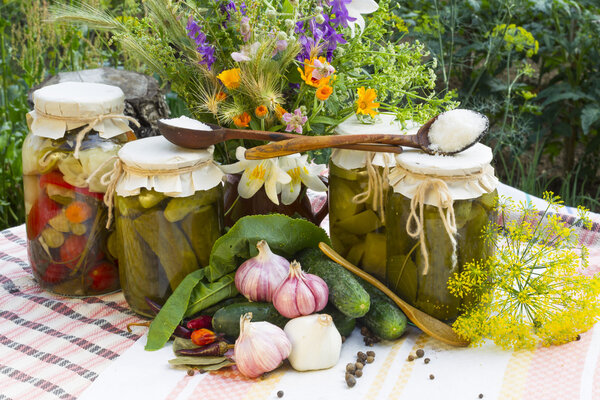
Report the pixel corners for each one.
[356,87,380,117]
[217,68,241,89]
[220,147,291,205]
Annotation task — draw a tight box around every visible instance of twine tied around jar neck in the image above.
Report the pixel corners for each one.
[351,153,392,224]
[86,156,215,229]
[33,107,140,159]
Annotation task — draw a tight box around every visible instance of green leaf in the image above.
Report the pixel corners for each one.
[184,272,239,317]
[581,105,600,135]
[205,214,331,282]
[172,338,200,355]
[145,269,205,351]
[311,116,340,126]
[168,356,228,366]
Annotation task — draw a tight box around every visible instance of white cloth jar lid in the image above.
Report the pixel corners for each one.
[115,135,224,198]
[390,143,499,205]
[28,82,132,139]
[331,114,419,170]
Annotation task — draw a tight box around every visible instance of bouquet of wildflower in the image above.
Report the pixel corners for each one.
[53,0,456,205]
[53,0,456,158]
[448,193,600,349]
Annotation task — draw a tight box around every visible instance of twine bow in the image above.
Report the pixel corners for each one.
[351,153,392,224]
[87,157,215,229]
[405,178,458,275]
[34,107,140,159]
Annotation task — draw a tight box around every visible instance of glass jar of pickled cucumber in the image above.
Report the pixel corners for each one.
[328,115,419,281]
[114,136,225,316]
[23,82,136,296]
[386,143,499,321]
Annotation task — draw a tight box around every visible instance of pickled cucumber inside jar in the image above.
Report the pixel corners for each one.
[329,161,391,281]
[112,135,225,316]
[385,143,499,321]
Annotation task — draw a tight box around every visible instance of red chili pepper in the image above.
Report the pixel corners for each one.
[191,328,220,347]
[186,315,212,331]
[39,171,104,200]
[26,192,62,240]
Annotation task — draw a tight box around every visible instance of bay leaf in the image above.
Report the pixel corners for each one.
[168,356,228,366]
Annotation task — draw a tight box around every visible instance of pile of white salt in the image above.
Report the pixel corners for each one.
[427,109,488,153]
[159,116,213,131]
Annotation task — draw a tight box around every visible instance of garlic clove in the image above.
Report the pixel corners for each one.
[295,280,317,316]
[304,275,328,312]
[273,278,301,318]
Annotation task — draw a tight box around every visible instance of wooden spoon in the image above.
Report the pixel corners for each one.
[244,111,488,159]
[158,120,404,154]
[318,242,470,347]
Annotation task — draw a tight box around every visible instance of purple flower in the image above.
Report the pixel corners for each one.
[240,16,251,42]
[186,17,216,69]
[330,0,356,27]
[282,108,308,134]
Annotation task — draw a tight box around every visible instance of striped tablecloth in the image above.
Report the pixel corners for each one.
[1,183,600,400]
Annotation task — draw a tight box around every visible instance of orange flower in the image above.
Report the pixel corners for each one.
[233,112,251,128]
[255,105,268,119]
[356,87,380,118]
[217,68,241,89]
[316,85,333,101]
[275,105,288,120]
[298,57,332,88]
[215,92,227,102]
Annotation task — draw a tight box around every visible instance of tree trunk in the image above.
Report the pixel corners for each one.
[28,67,169,138]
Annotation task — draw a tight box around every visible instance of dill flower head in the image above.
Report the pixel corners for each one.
[449,193,600,350]
[356,87,380,117]
[217,68,241,89]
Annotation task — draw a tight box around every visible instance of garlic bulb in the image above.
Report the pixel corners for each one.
[234,312,292,378]
[235,240,290,302]
[284,314,342,371]
[272,260,328,318]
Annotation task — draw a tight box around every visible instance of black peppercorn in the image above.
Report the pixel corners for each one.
[277,390,284,398]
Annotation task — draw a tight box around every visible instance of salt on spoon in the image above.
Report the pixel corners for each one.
[243,109,489,159]
[159,116,213,131]
[426,109,488,154]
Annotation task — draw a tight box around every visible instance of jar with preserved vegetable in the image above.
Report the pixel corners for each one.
[328,115,419,281]
[113,135,225,316]
[23,82,137,296]
[386,143,498,321]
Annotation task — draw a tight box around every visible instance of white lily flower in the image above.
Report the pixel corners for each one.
[347,0,379,37]
[220,147,291,205]
[278,154,327,205]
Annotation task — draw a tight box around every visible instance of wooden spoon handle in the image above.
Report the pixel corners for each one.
[223,129,405,154]
[318,242,470,347]
[244,134,419,159]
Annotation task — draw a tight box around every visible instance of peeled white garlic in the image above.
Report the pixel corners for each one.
[283,314,342,371]
[235,312,292,378]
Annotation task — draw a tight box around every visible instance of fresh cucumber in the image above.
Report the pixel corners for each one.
[295,247,370,318]
[212,302,289,338]
[358,278,407,340]
[323,305,356,337]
